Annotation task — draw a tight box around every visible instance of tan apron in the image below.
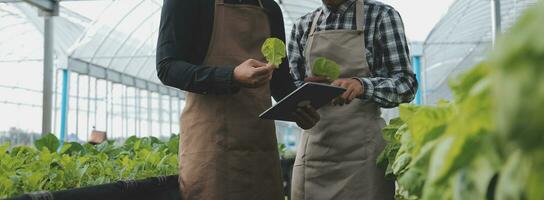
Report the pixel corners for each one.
[179,0,283,199]
[291,0,395,199]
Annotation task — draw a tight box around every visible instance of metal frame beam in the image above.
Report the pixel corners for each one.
[491,0,501,46]
[2,0,60,136]
[0,0,58,14]
[68,58,185,99]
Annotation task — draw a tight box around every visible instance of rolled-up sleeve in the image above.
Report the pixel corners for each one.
[288,20,308,88]
[358,8,418,108]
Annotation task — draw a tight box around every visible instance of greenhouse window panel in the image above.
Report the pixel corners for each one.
[68,58,185,99]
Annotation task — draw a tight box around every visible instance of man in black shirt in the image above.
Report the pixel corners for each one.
[156,0,320,199]
[156,0,295,98]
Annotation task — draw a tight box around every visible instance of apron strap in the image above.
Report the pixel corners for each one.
[356,0,364,31]
[310,0,363,34]
[309,10,322,36]
[216,0,264,8]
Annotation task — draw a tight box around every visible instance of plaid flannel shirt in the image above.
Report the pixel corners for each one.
[288,0,418,108]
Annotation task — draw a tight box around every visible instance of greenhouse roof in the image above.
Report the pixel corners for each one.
[0,0,321,96]
[66,0,320,94]
[422,0,536,104]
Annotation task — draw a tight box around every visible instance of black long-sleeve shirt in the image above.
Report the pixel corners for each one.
[156,0,296,101]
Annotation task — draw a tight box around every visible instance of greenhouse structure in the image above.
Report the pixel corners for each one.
[422,0,537,104]
[0,0,321,146]
[0,0,543,199]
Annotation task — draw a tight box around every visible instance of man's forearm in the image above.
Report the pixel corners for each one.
[356,72,418,108]
[157,59,240,95]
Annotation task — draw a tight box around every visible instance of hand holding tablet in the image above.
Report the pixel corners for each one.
[259,82,346,122]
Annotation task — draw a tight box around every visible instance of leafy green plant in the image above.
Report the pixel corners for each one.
[261,38,286,67]
[377,2,544,200]
[0,134,179,199]
[34,133,59,152]
[312,57,341,80]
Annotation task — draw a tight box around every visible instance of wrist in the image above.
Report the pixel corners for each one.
[352,77,363,86]
[357,78,374,101]
[218,65,241,93]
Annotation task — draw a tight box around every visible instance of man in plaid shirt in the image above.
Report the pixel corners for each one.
[288,0,417,108]
[288,0,417,199]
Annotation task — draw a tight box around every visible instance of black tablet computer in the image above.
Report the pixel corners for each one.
[259,82,346,122]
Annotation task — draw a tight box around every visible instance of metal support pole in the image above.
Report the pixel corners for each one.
[410,42,424,105]
[491,0,501,46]
[94,79,98,131]
[59,69,70,147]
[110,83,114,139]
[41,15,54,136]
[421,56,427,105]
[136,89,140,137]
[75,74,80,140]
[147,92,152,137]
[121,86,125,138]
[124,86,129,138]
[86,76,91,141]
[413,56,422,105]
[158,94,163,137]
[169,96,173,134]
[53,69,59,133]
[105,81,109,135]
[178,98,182,133]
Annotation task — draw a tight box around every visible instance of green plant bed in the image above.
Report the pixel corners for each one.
[1,134,296,199]
[0,134,179,199]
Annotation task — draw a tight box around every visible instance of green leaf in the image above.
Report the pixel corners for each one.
[58,143,72,154]
[261,37,286,67]
[398,168,426,197]
[491,1,544,152]
[34,133,60,152]
[63,142,84,155]
[382,118,404,142]
[495,151,530,200]
[312,57,341,80]
[526,151,544,200]
[167,134,179,154]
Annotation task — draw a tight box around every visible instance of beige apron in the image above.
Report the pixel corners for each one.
[179,0,283,199]
[291,1,395,199]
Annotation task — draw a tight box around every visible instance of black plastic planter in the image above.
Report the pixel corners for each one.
[7,158,297,200]
[8,175,181,200]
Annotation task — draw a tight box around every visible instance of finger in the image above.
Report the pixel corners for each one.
[254,71,273,84]
[337,97,346,106]
[248,59,267,67]
[347,88,360,102]
[253,66,274,76]
[264,64,276,71]
[293,110,310,129]
[332,97,343,106]
[331,80,342,87]
[304,105,320,121]
[266,64,277,70]
[253,74,272,87]
[340,81,351,89]
[342,88,354,100]
[292,110,306,122]
[296,108,315,124]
